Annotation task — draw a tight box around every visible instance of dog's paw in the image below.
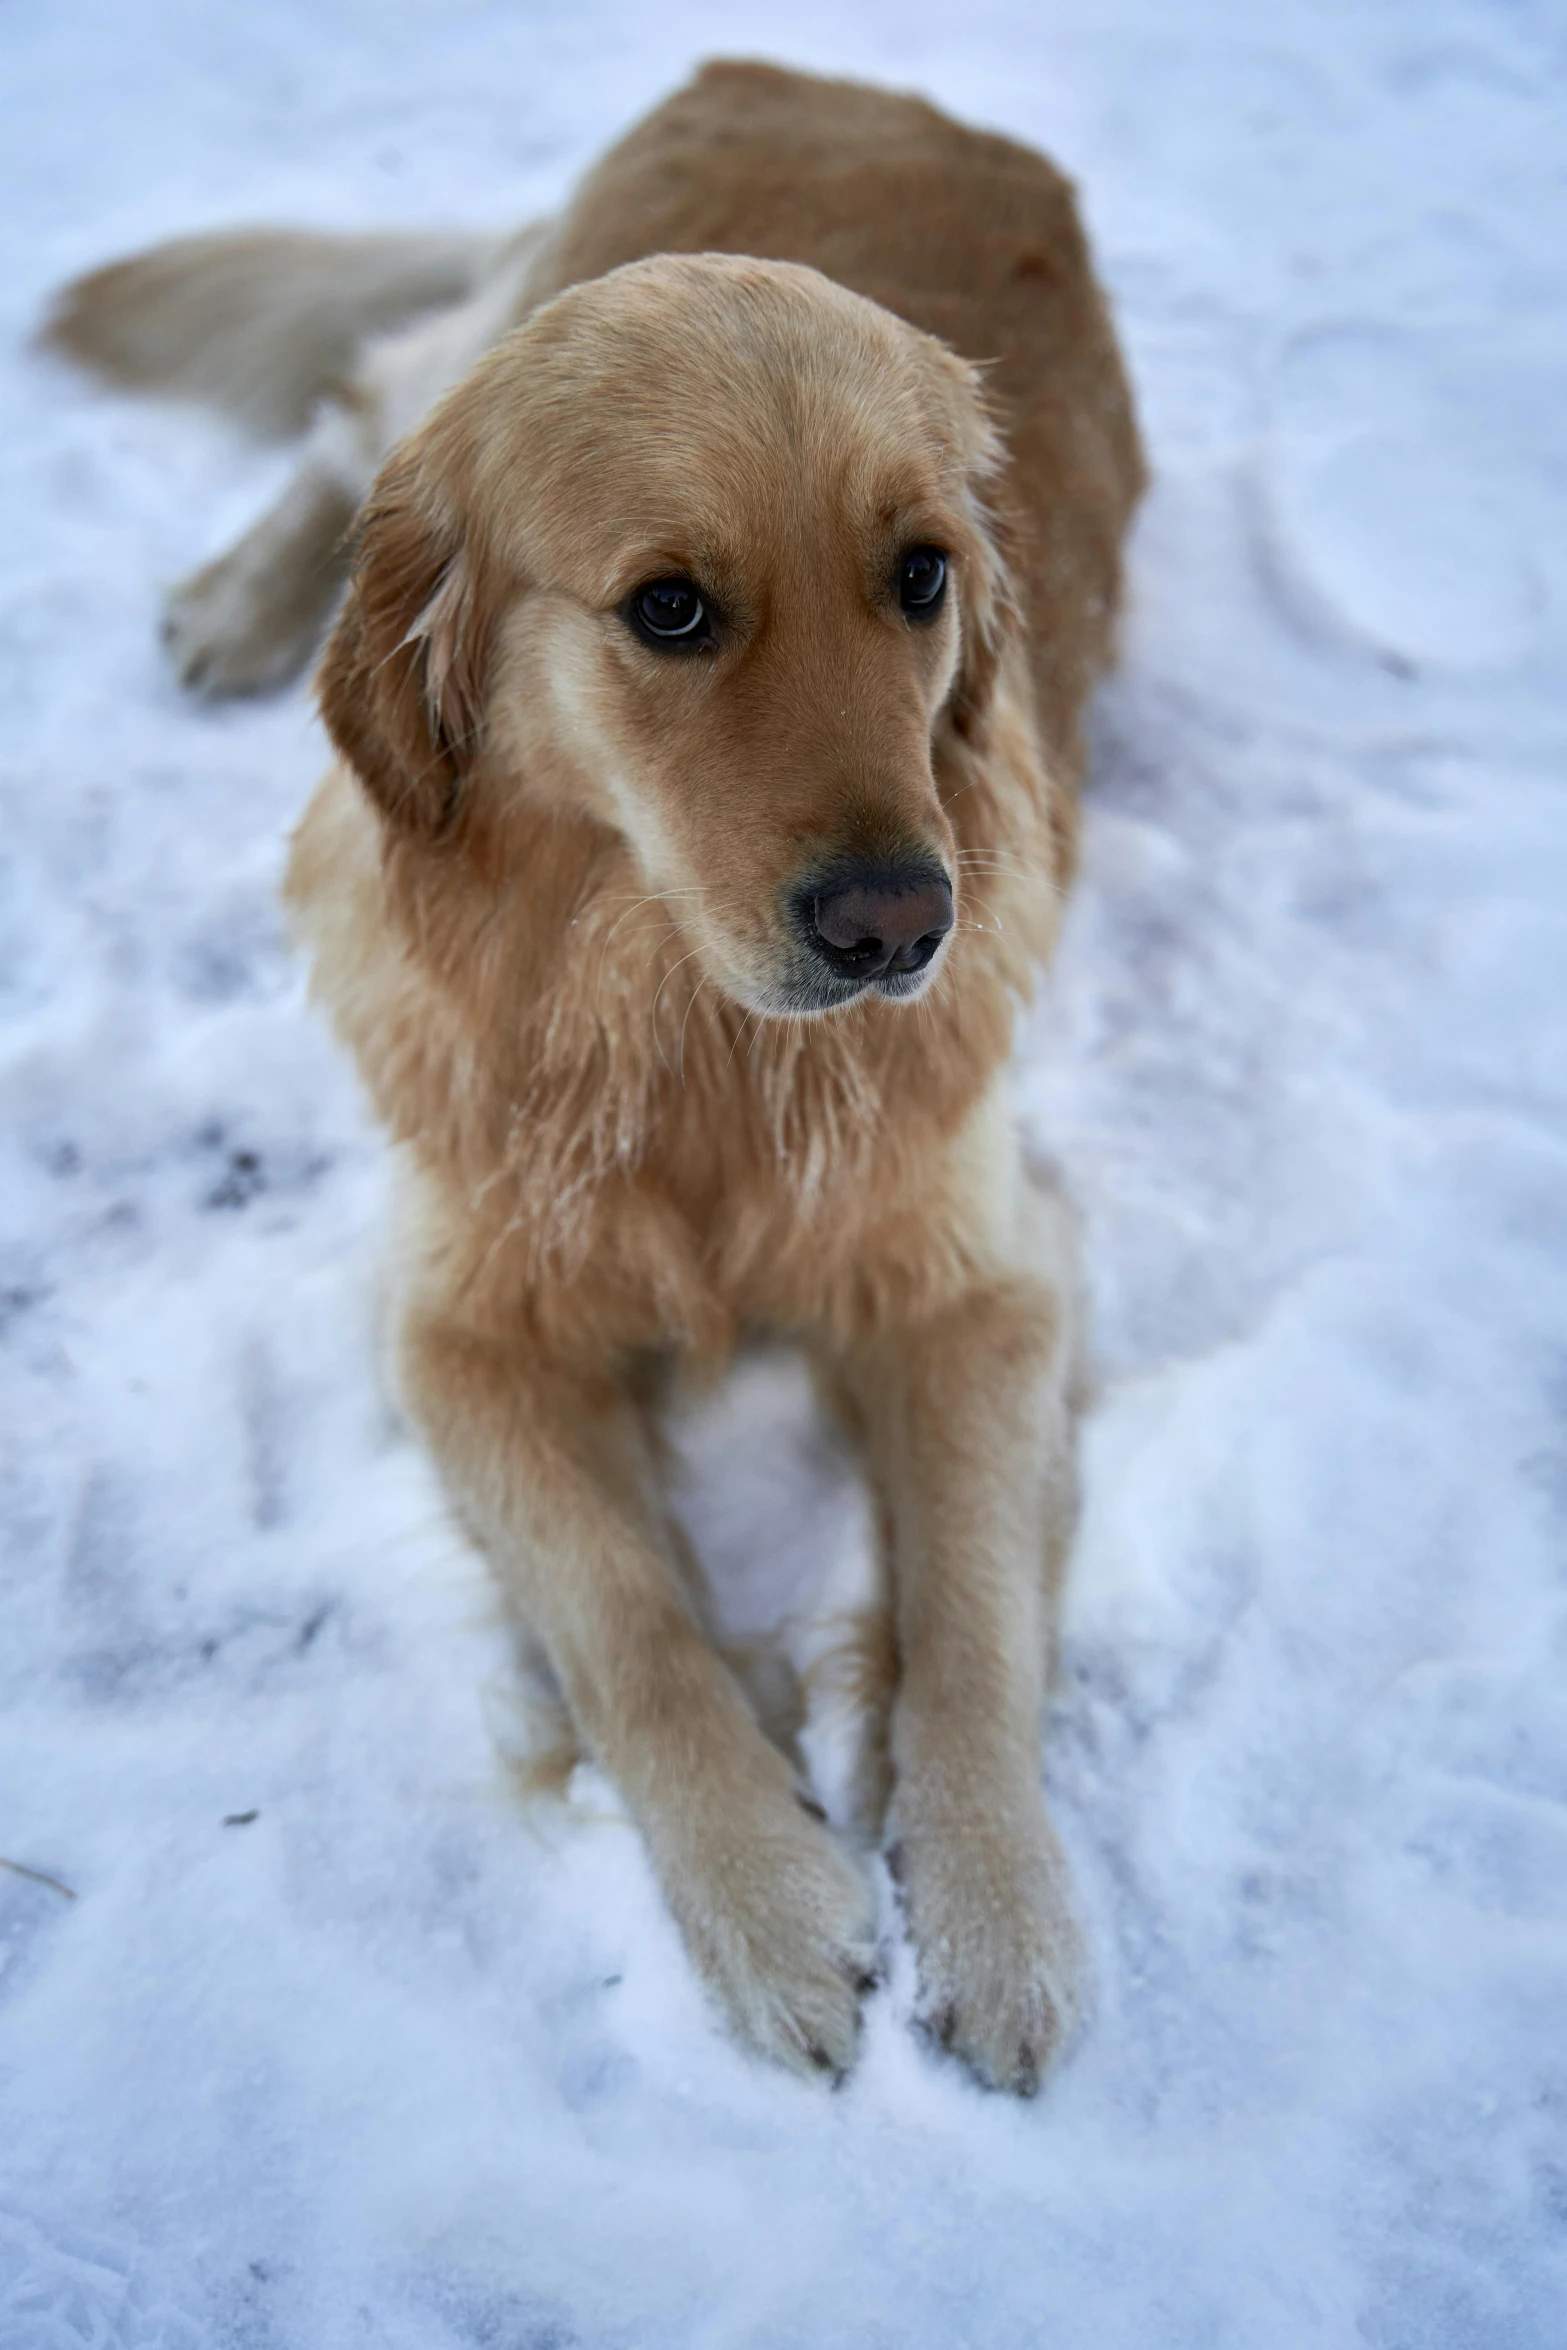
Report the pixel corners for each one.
[898,1808,1087,2096]
[669,1802,879,2082]
[161,550,328,697]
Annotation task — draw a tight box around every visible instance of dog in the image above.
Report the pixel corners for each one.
[47,60,1145,2091]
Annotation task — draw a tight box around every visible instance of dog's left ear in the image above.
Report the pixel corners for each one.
[947,387,1019,747]
[317,444,492,840]
[950,514,1017,745]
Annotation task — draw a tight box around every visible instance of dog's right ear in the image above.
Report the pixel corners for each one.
[317,447,490,840]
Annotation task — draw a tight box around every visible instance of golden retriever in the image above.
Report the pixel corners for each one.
[48,61,1144,2091]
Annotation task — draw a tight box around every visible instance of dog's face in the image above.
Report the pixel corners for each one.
[320,255,1013,1016]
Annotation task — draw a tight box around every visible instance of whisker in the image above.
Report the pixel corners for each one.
[650,946,708,1073]
[677,974,708,1082]
[589,886,708,993]
[598,892,673,951]
[593,888,704,907]
[726,1007,759,1068]
[651,945,706,1010]
[594,913,673,996]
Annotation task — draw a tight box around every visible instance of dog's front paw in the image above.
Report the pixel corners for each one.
[898,1804,1087,2096]
[665,1799,879,2082]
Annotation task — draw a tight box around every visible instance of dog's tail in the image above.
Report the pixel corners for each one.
[39,227,500,439]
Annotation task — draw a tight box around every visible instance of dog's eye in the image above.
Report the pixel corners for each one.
[898,547,948,618]
[627,576,710,648]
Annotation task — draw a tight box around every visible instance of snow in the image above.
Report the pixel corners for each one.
[4,0,1567,2342]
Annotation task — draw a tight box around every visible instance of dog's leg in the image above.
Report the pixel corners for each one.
[399,1311,878,2078]
[807,1358,899,1844]
[161,443,361,696]
[840,1190,1086,2094]
[637,1389,811,1768]
[503,1627,581,1797]
[834,1587,899,1845]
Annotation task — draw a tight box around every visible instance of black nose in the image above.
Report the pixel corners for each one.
[810,866,954,982]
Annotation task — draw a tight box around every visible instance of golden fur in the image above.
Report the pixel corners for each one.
[51,62,1144,2091]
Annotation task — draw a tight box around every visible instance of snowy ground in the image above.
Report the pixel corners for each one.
[4,1,1567,2343]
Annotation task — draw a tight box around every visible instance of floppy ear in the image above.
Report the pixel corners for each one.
[316,447,491,839]
[947,389,1021,747]
[949,511,1018,744]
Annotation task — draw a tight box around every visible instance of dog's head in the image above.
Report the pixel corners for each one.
[319,254,1015,1016]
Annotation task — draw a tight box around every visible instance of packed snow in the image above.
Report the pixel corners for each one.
[4,2,1566,2343]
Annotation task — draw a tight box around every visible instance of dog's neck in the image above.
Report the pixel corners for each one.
[388,723,1056,1238]
[296,679,1067,1298]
